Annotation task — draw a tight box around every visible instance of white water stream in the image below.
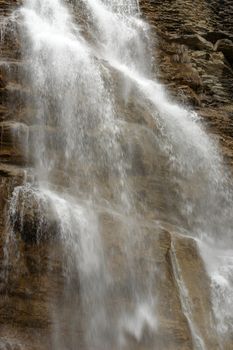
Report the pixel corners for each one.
[2,0,233,349]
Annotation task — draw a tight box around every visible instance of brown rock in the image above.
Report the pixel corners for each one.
[0,0,233,349]
[173,34,214,51]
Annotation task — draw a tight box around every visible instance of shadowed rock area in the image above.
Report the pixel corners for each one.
[0,1,233,350]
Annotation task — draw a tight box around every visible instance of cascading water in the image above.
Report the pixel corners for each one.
[2,0,233,349]
[10,0,157,348]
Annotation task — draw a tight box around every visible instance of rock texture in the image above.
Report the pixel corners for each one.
[140,0,233,166]
[0,1,233,350]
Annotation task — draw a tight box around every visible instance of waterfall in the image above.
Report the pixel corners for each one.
[15,0,157,348]
[2,0,233,349]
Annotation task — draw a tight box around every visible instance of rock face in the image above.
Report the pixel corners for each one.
[0,1,233,350]
[140,0,233,166]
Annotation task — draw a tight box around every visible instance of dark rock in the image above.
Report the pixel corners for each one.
[203,30,233,44]
[214,38,233,66]
[9,185,59,243]
[172,34,213,51]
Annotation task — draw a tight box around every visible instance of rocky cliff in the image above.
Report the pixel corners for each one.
[141,0,233,164]
[0,1,233,350]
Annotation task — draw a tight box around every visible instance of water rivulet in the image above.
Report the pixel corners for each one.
[1,0,233,349]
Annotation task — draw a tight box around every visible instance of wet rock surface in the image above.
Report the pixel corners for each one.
[0,0,233,349]
[140,0,233,166]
